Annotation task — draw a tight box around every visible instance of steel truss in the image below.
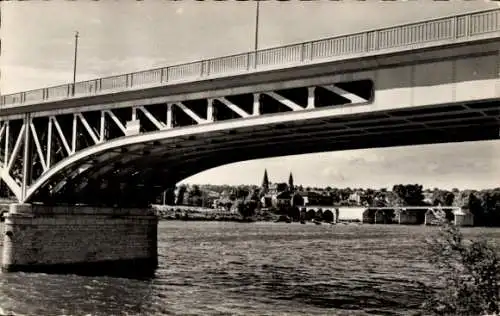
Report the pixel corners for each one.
[0,80,373,204]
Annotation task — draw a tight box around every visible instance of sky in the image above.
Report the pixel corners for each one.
[1,1,500,190]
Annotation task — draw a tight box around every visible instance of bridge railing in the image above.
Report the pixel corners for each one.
[1,8,499,108]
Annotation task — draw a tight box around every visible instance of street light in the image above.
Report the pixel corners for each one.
[254,0,260,51]
[72,31,79,96]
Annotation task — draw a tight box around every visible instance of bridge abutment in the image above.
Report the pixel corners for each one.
[1,204,158,277]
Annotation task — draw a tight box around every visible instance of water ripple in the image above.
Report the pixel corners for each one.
[2,222,500,315]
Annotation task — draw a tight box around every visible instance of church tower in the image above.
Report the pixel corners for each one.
[288,172,294,192]
[262,169,270,194]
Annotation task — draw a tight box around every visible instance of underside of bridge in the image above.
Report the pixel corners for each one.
[0,36,497,206]
[28,98,499,207]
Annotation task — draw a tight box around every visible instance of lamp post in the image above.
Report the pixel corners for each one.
[254,1,260,52]
[72,31,79,96]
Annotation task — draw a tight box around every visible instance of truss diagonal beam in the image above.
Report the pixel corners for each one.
[77,114,100,144]
[104,110,127,134]
[137,106,167,130]
[30,122,48,171]
[52,117,72,156]
[7,124,25,172]
[47,118,53,168]
[0,124,6,144]
[0,124,5,167]
[0,170,22,200]
[323,84,367,103]
[3,123,9,168]
[217,97,250,118]
[175,102,206,124]
[265,92,303,111]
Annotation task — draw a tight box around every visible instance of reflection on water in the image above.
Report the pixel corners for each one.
[1,221,500,316]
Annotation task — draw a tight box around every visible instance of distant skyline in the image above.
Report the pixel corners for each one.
[2,1,499,190]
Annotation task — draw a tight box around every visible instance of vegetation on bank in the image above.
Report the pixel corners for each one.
[157,183,500,226]
[420,222,500,315]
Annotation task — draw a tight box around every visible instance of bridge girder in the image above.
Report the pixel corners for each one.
[0,76,498,207]
[0,79,376,205]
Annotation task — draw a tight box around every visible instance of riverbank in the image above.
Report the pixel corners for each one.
[156,212,363,225]
[153,204,366,224]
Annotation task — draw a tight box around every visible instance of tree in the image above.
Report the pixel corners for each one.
[338,188,353,201]
[235,187,249,199]
[373,195,388,207]
[187,185,203,206]
[262,169,269,193]
[176,185,187,205]
[288,206,300,221]
[315,209,323,220]
[432,190,455,206]
[305,209,315,220]
[329,189,341,204]
[163,188,176,205]
[360,189,375,206]
[276,182,288,193]
[322,210,334,222]
[288,172,294,192]
[245,188,262,212]
[421,222,500,315]
[236,200,257,219]
[392,184,424,206]
[476,189,500,226]
[189,185,202,197]
[291,192,304,207]
[454,191,484,225]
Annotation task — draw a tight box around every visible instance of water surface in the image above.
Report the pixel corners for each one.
[1,221,499,316]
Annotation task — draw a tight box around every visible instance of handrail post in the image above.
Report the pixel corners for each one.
[464,14,470,37]
[450,16,456,39]
[372,31,379,51]
[301,42,313,62]
[167,68,171,82]
[364,32,369,52]
[246,53,252,70]
[201,60,210,77]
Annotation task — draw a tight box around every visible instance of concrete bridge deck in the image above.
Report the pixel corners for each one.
[1,8,499,113]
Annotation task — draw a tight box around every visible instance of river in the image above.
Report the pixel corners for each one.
[0,221,499,316]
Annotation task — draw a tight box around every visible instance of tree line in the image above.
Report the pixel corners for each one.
[159,183,500,225]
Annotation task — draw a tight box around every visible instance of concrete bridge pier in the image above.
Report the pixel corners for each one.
[1,204,158,278]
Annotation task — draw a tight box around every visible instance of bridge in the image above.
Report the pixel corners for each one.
[1,8,499,275]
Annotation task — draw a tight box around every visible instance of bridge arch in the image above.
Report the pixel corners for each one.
[24,105,377,205]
